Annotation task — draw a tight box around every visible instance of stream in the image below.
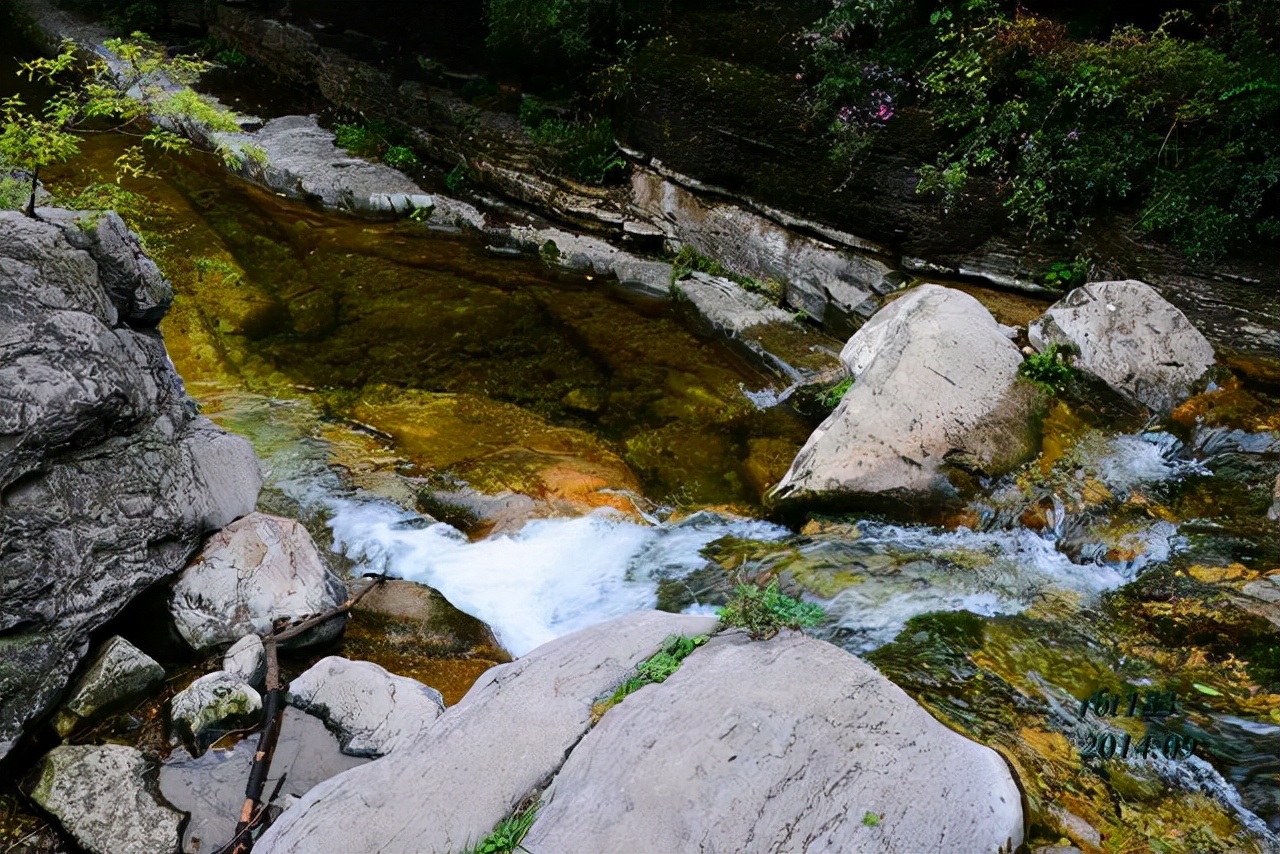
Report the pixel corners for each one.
[3,18,1279,852]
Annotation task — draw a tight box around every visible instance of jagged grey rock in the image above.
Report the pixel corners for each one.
[674,271,793,334]
[52,636,164,737]
[0,209,261,761]
[169,512,347,651]
[255,610,720,854]
[171,671,262,754]
[28,744,183,854]
[524,630,1024,854]
[772,284,1039,503]
[223,634,266,688]
[1268,473,1279,523]
[287,656,445,757]
[1028,279,1214,413]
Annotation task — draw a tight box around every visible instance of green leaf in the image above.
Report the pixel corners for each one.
[1191,683,1222,696]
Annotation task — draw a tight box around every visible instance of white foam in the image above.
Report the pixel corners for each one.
[327,499,788,656]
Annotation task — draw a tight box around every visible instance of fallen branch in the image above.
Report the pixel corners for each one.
[219,572,390,854]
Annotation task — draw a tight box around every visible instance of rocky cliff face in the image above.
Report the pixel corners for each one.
[0,208,262,760]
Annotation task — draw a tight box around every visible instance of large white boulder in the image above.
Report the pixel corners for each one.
[255,610,720,853]
[1028,279,1214,413]
[524,630,1025,853]
[772,284,1038,503]
[169,512,347,651]
[287,657,445,757]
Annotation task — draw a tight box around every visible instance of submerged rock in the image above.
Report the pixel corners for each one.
[170,671,263,755]
[772,284,1039,505]
[52,636,165,738]
[0,209,261,760]
[255,610,719,853]
[287,656,445,757]
[1029,279,1214,414]
[169,512,347,652]
[27,744,183,854]
[524,630,1024,853]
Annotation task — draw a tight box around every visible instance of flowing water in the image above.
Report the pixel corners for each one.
[4,19,1279,851]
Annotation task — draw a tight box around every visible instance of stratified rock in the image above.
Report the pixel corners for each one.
[287,657,445,757]
[223,634,266,688]
[169,512,347,652]
[0,209,261,761]
[1029,279,1214,413]
[1268,473,1279,523]
[52,636,164,737]
[524,630,1023,853]
[171,671,262,754]
[674,271,792,334]
[255,610,720,854]
[28,744,183,854]
[772,284,1039,504]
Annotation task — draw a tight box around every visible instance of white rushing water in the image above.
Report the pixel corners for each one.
[230,394,1195,660]
[326,501,788,655]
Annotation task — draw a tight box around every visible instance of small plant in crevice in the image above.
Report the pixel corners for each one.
[331,119,421,173]
[590,633,709,722]
[861,811,881,827]
[463,800,540,854]
[1018,343,1076,393]
[445,162,469,193]
[817,375,855,412]
[383,145,419,169]
[719,580,826,640]
[670,245,784,305]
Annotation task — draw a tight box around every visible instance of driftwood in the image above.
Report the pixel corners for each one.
[217,573,389,854]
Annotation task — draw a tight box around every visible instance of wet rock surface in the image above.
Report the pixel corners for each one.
[1030,280,1216,414]
[255,610,720,853]
[0,208,261,761]
[773,284,1039,505]
[27,743,183,854]
[525,630,1024,854]
[52,636,164,738]
[169,512,347,652]
[170,670,263,754]
[287,656,445,757]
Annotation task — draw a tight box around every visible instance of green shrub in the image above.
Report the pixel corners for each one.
[519,98,627,185]
[464,802,539,854]
[214,47,247,67]
[0,175,27,210]
[719,581,826,640]
[485,0,593,72]
[1018,343,1075,393]
[332,122,384,158]
[806,1,1280,258]
[384,145,419,169]
[1041,257,1088,290]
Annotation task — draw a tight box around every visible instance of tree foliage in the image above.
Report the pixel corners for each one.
[805,0,1280,258]
[0,35,243,217]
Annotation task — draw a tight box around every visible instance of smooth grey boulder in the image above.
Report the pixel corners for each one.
[52,636,164,737]
[171,671,262,754]
[772,284,1039,503]
[169,512,347,652]
[525,631,1024,854]
[255,610,720,854]
[508,225,674,297]
[1028,279,1214,413]
[287,656,445,757]
[28,744,183,854]
[223,634,266,688]
[0,209,262,761]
